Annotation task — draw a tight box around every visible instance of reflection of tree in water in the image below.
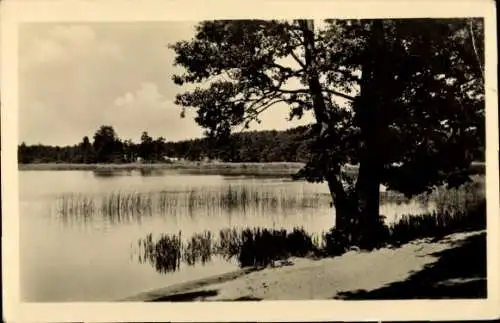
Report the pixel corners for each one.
[139,168,167,177]
[92,169,133,178]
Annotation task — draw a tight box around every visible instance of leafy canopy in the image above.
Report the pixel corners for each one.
[170,19,485,197]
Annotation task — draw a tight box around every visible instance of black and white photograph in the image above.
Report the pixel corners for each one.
[1,1,498,322]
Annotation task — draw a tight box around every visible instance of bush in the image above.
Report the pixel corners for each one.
[323,228,350,256]
[286,228,315,257]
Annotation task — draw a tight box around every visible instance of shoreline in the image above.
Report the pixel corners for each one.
[18,161,306,172]
[17,161,485,173]
[119,267,259,302]
[120,230,486,302]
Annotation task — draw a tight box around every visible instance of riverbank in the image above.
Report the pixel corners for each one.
[16,161,485,176]
[18,161,305,174]
[124,230,486,301]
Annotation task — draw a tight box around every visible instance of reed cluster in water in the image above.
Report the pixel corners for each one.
[56,185,329,220]
[139,232,182,273]
[136,226,321,272]
[57,193,96,217]
[137,191,486,274]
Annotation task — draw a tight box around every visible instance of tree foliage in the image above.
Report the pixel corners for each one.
[92,126,123,163]
[170,18,485,244]
[17,125,319,164]
[171,19,484,193]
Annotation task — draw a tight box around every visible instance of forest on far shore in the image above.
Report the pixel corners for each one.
[18,125,318,164]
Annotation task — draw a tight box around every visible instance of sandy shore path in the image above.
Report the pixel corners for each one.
[124,230,486,301]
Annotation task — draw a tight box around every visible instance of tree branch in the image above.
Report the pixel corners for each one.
[290,50,306,69]
[238,98,287,131]
[257,98,287,114]
[271,87,356,101]
[274,88,309,94]
[287,21,306,42]
[324,89,356,101]
[246,91,280,112]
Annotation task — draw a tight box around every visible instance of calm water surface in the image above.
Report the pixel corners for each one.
[20,170,434,301]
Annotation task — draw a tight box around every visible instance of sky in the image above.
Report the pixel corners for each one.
[18,22,315,146]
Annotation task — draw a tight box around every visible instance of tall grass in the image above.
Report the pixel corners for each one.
[136,185,486,274]
[138,232,182,274]
[386,180,486,246]
[57,193,96,218]
[379,177,484,207]
[183,231,213,266]
[56,185,329,220]
[136,226,320,272]
[432,179,484,214]
[386,201,486,246]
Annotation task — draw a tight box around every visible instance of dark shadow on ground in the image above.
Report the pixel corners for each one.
[220,296,264,301]
[334,231,487,300]
[151,289,219,302]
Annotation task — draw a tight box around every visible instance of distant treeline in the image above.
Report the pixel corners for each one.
[18,125,313,164]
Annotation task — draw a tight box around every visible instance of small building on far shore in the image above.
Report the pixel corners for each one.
[163,156,181,162]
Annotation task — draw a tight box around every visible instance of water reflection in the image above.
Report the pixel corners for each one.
[134,227,320,274]
[91,168,170,178]
[92,169,134,178]
[138,168,168,177]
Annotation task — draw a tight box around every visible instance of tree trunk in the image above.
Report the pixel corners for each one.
[326,172,352,230]
[299,20,353,232]
[353,20,387,249]
[298,19,386,245]
[299,19,359,236]
[355,156,381,248]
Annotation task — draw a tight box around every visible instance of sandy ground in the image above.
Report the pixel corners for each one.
[130,230,486,301]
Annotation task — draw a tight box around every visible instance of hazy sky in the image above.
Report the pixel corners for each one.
[19,22,314,146]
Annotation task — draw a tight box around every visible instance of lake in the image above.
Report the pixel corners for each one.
[19,169,436,302]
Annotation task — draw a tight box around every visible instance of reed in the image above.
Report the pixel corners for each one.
[55,185,329,220]
[56,177,483,226]
[136,191,485,274]
[57,193,96,218]
[136,226,320,273]
[386,198,486,246]
[183,231,213,266]
[138,232,182,274]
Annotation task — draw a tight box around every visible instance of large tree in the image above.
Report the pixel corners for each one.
[93,125,122,163]
[139,131,154,161]
[79,136,94,163]
[170,19,485,248]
